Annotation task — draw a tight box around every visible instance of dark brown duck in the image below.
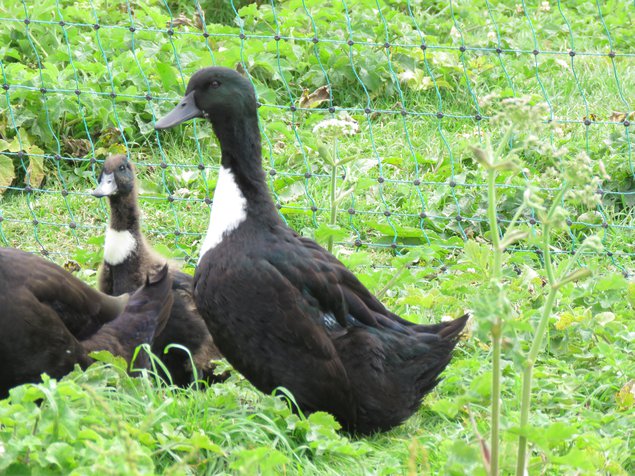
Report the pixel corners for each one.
[0,247,173,399]
[93,154,224,387]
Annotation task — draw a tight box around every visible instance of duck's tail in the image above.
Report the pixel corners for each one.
[409,313,469,399]
[82,264,174,367]
[436,313,470,340]
[343,313,469,435]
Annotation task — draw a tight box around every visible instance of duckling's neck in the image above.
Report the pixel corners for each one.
[108,193,141,232]
[104,193,140,266]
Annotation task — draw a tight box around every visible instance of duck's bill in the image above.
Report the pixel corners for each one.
[155,91,203,129]
[92,172,117,197]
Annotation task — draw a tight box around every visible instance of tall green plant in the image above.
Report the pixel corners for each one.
[313,113,360,252]
[471,98,604,475]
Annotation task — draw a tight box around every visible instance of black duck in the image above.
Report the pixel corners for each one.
[155,67,468,434]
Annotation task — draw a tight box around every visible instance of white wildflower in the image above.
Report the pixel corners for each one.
[487,31,497,43]
[563,152,604,208]
[581,235,604,253]
[540,1,551,12]
[523,185,545,211]
[398,70,416,82]
[312,112,359,138]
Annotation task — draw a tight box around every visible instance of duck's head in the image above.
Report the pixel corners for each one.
[155,67,256,130]
[92,154,136,198]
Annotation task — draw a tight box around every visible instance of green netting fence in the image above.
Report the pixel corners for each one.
[0,0,633,275]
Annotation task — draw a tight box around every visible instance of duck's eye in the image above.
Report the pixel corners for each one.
[119,165,126,171]
[209,80,221,89]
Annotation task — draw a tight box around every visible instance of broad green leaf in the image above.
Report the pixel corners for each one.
[188,431,225,454]
[7,136,21,153]
[156,63,179,92]
[552,447,597,470]
[595,273,628,292]
[0,154,15,193]
[430,398,461,418]
[314,223,349,244]
[468,371,492,400]
[89,350,128,370]
[307,411,341,430]
[26,154,45,188]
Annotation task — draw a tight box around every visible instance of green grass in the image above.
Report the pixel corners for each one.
[0,261,632,474]
[0,0,634,474]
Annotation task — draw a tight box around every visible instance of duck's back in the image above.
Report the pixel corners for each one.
[0,249,116,396]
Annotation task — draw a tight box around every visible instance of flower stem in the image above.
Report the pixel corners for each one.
[515,283,558,475]
[515,184,568,476]
[327,142,338,253]
[487,167,502,476]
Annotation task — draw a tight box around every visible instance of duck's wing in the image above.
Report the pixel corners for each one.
[270,233,407,331]
[292,234,462,334]
[0,248,126,396]
[195,250,357,425]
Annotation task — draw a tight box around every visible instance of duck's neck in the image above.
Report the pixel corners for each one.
[104,192,140,266]
[197,111,279,263]
[213,111,275,209]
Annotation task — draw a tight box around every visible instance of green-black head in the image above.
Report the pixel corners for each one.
[155,67,257,130]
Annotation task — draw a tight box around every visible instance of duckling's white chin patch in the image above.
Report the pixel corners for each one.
[199,167,247,263]
[104,228,137,265]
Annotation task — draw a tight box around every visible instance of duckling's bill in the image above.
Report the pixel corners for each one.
[155,91,204,129]
[93,172,117,197]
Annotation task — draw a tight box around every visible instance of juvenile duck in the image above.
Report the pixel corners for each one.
[93,154,223,387]
[0,247,173,399]
[156,67,468,435]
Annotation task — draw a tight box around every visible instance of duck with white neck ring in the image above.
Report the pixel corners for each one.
[93,154,226,387]
[156,67,468,435]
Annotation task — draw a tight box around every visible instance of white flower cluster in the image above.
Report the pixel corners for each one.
[564,152,605,209]
[312,112,360,138]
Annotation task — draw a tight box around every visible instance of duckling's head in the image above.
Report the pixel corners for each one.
[92,154,136,198]
[155,67,256,130]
